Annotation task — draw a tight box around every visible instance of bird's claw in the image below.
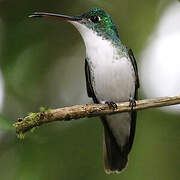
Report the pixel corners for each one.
[129,97,136,111]
[105,101,118,110]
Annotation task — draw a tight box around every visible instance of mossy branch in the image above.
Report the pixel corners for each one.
[14,95,180,136]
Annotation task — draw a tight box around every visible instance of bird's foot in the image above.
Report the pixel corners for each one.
[105,101,118,110]
[129,97,136,111]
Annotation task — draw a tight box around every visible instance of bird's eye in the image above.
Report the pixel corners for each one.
[90,16,100,23]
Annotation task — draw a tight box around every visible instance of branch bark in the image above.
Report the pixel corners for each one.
[14,95,180,135]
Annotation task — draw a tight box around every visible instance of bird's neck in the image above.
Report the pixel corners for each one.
[71,21,126,66]
[71,21,124,52]
[85,31,116,61]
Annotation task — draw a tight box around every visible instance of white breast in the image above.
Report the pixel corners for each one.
[93,56,135,103]
[71,21,135,103]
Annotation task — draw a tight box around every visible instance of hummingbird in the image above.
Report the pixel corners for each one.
[29,8,139,173]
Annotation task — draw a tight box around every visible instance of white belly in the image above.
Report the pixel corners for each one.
[88,53,135,147]
[89,56,135,103]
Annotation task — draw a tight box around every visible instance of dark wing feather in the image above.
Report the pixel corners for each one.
[85,58,98,103]
[127,48,140,97]
[126,47,140,153]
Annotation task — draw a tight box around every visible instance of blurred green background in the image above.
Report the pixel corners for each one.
[0,0,180,179]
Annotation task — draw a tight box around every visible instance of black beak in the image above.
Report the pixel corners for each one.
[28,12,82,21]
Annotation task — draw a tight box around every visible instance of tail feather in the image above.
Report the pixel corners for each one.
[101,112,136,173]
[103,127,128,173]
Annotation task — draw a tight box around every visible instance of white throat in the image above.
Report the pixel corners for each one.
[70,21,116,62]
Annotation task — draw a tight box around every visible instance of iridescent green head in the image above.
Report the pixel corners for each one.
[29,8,120,42]
[79,8,119,40]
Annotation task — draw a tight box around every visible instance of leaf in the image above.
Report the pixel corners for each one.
[0,114,13,131]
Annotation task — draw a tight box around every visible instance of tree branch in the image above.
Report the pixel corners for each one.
[14,95,180,135]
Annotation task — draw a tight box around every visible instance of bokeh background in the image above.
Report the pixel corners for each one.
[0,0,180,179]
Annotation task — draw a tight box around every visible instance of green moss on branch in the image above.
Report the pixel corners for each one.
[13,96,180,137]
